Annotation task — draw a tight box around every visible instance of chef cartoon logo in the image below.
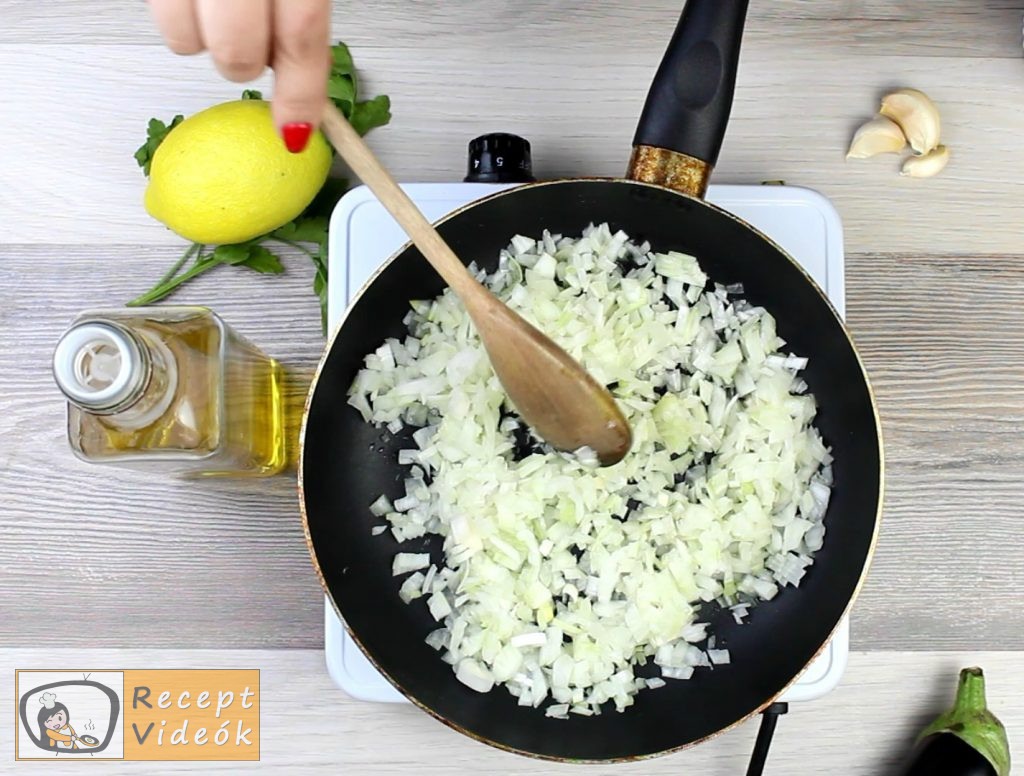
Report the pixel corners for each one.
[16,669,258,762]
[15,671,124,760]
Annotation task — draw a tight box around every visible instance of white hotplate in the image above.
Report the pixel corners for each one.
[325,181,849,705]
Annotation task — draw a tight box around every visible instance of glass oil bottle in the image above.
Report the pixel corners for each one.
[53,306,285,476]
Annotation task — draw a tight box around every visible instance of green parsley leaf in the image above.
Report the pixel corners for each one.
[272,216,328,244]
[313,239,329,333]
[327,42,359,117]
[325,42,392,137]
[241,89,264,100]
[349,95,392,137]
[209,242,285,273]
[135,114,184,176]
[327,79,355,114]
[331,42,356,80]
[333,42,358,72]
[210,243,253,265]
[237,244,285,274]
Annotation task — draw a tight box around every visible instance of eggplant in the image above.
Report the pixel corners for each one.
[901,667,1009,776]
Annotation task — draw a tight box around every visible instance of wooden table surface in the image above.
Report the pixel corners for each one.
[2,2,1024,773]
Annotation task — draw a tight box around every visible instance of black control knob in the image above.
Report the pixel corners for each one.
[465,133,535,183]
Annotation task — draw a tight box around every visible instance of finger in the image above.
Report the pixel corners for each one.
[147,0,203,55]
[195,0,271,82]
[270,0,331,143]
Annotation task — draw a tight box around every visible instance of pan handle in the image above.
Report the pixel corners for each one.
[627,0,749,199]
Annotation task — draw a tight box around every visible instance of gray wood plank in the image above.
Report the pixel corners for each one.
[2,43,1023,252]
[2,0,1023,58]
[4,245,1024,649]
[847,252,1024,648]
[2,648,1022,774]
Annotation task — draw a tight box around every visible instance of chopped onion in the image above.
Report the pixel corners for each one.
[398,572,426,604]
[510,632,547,648]
[354,224,831,717]
[392,553,430,576]
[428,591,452,621]
[369,495,392,517]
[662,666,695,681]
[707,649,732,665]
[456,658,494,693]
[545,704,570,719]
[421,564,438,594]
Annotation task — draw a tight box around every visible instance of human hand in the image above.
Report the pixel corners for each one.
[147,0,331,152]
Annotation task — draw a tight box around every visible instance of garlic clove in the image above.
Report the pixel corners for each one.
[846,115,907,159]
[879,88,941,155]
[900,145,950,178]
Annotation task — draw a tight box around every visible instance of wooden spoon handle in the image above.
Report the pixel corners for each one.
[319,104,476,296]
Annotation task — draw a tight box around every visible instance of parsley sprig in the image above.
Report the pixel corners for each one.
[128,42,391,333]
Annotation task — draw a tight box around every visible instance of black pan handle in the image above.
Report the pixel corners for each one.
[627,0,749,198]
[745,702,789,776]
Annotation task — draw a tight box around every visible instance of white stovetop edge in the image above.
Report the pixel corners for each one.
[325,181,849,705]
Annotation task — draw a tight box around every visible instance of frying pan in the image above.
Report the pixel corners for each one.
[301,0,882,762]
[76,735,99,747]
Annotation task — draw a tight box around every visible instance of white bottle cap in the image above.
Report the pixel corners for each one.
[53,322,145,411]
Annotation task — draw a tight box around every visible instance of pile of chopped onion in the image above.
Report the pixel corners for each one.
[349,224,832,717]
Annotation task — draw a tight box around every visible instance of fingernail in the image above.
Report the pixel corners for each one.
[282,122,313,153]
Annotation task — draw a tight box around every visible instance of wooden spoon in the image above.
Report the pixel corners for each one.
[319,104,632,465]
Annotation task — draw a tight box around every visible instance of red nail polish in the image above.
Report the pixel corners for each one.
[282,122,313,153]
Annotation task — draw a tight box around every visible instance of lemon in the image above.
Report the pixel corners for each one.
[145,100,332,245]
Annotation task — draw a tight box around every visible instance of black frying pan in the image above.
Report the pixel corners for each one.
[301,0,882,762]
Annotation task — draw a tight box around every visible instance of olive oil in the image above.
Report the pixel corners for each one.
[54,307,285,477]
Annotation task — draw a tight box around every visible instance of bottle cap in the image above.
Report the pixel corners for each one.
[53,322,146,411]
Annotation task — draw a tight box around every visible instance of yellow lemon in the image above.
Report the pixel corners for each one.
[145,100,332,244]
